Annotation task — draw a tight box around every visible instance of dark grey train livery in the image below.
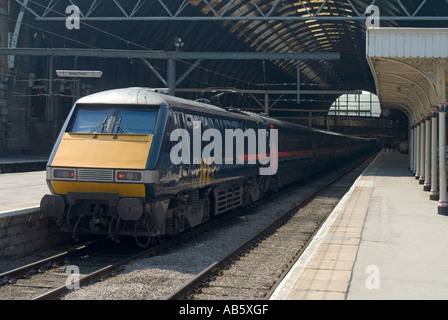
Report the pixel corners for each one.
[40,87,373,246]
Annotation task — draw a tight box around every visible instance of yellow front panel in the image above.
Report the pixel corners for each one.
[52,181,146,198]
[52,133,152,169]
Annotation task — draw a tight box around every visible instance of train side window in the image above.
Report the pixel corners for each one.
[185,114,193,130]
[192,115,200,129]
[219,119,225,132]
[177,111,185,129]
[192,115,201,132]
[215,118,223,132]
[207,117,214,129]
[222,119,229,129]
[201,116,209,130]
[165,110,176,133]
[173,111,179,128]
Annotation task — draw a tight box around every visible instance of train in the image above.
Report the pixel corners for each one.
[40,87,374,246]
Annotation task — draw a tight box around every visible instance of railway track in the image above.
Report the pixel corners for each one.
[0,239,146,300]
[0,217,237,300]
[0,153,375,300]
[0,198,275,300]
[64,153,375,300]
[167,154,374,300]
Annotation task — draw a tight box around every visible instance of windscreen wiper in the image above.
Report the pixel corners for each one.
[114,117,128,134]
[89,115,108,133]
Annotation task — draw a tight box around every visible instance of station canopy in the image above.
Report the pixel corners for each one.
[15,0,448,112]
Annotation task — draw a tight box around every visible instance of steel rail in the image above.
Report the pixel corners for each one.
[165,153,374,300]
[0,240,97,286]
[32,241,167,300]
[31,205,252,300]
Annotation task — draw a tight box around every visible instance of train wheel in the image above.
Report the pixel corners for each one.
[268,175,280,194]
[156,235,167,243]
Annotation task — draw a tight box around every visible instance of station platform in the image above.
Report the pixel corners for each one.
[270,150,448,300]
[0,155,48,214]
[0,170,47,215]
[0,155,47,174]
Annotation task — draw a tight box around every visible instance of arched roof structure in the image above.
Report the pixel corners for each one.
[366,28,448,124]
[11,0,448,113]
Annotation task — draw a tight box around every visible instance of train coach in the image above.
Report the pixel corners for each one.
[40,87,373,246]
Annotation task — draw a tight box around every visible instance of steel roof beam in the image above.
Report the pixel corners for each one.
[0,48,340,61]
[14,0,446,22]
[175,88,361,95]
[0,47,338,96]
[30,16,448,22]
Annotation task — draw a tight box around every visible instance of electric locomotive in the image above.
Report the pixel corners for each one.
[40,87,372,246]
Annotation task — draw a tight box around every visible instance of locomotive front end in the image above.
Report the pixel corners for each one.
[43,132,154,218]
[41,91,162,243]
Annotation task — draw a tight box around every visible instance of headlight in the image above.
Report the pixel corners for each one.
[116,171,142,182]
[53,168,76,180]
